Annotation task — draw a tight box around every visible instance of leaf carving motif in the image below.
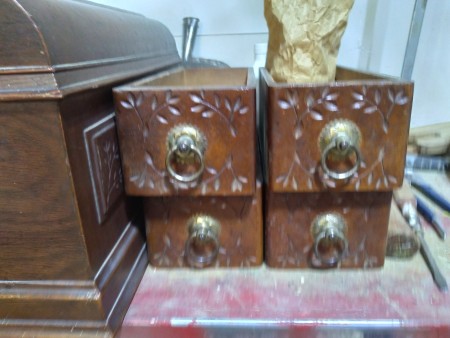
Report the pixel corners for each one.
[350,147,397,190]
[351,86,410,134]
[278,89,339,140]
[97,140,123,210]
[189,91,248,137]
[199,155,248,194]
[119,90,184,191]
[275,151,316,191]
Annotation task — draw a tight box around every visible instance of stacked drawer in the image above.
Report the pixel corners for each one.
[260,67,413,268]
[113,68,263,268]
[114,65,413,270]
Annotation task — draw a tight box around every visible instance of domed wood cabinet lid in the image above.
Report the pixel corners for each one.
[0,0,180,101]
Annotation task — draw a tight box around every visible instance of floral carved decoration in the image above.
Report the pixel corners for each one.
[350,147,398,191]
[119,89,251,194]
[189,90,249,137]
[200,155,248,194]
[119,90,181,191]
[275,151,316,191]
[347,235,379,268]
[278,88,339,140]
[97,140,123,208]
[217,234,258,267]
[351,86,410,133]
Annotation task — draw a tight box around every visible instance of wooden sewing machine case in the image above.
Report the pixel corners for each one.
[0,0,179,336]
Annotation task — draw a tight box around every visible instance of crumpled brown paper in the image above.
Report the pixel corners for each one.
[265,0,354,83]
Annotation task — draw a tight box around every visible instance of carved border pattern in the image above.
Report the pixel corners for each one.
[84,114,123,225]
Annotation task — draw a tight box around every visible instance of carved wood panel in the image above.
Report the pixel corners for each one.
[144,182,263,268]
[114,70,256,197]
[264,74,413,192]
[265,191,392,269]
[84,113,124,224]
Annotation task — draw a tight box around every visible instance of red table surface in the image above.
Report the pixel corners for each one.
[119,172,450,338]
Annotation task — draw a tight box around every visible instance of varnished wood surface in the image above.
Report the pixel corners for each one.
[265,191,392,268]
[145,181,263,268]
[0,101,91,280]
[0,0,51,72]
[0,0,180,100]
[260,68,413,192]
[0,0,180,336]
[114,68,256,197]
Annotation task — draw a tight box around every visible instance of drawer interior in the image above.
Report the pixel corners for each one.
[133,68,250,88]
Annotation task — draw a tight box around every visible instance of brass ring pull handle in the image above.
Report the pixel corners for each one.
[166,124,206,183]
[319,119,362,181]
[185,215,221,268]
[311,213,348,266]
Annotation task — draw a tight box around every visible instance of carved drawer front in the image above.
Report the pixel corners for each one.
[260,68,413,192]
[265,191,392,269]
[114,68,256,197]
[144,181,263,268]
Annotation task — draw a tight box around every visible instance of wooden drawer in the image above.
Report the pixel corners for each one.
[265,191,392,269]
[144,181,263,268]
[114,68,256,197]
[260,67,413,192]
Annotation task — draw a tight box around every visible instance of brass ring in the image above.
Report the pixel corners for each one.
[185,228,220,268]
[313,226,348,266]
[321,137,361,180]
[165,142,205,183]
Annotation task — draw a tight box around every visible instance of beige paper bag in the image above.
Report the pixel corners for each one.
[265,0,355,83]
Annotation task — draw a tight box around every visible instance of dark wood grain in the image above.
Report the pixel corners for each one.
[0,101,90,279]
[0,0,180,336]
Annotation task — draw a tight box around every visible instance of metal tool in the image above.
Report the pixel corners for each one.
[416,195,447,239]
[401,0,427,80]
[410,176,450,213]
[406,154,450,171]
[401,203,448,292]
[181,17,229,68]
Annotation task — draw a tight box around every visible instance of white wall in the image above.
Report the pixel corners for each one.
[90,0,450,128]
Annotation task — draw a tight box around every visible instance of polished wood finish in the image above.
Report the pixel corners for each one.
[114,68,263,267]
[114,68,256,197]
[265,191,392,268]
[260,67,413,269]
[260,68,413,192]
[0,0,180,336]
[145,181,263,268]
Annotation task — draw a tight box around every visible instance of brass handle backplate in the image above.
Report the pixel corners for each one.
[319,119,362,181]
[185,214,221,268]
[166,124,206,184]
[311,213,348,266]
